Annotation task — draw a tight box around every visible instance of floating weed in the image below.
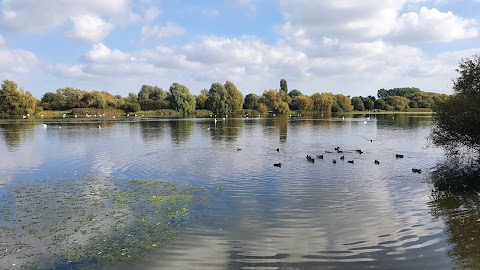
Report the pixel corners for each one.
[0,177,216,269]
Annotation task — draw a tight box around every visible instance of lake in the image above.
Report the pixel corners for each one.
[1,114,479,270]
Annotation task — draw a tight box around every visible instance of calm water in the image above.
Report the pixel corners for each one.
[0,114,479,270]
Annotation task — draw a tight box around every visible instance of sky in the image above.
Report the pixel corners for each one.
[0,0,479,99]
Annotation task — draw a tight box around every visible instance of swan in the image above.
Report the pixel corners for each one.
[41,123,47,128]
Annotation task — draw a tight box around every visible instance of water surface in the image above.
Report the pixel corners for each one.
[0,114,477,269]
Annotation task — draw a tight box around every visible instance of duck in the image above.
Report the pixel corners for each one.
[237,148,242,151]
[334,147,340,151]
[274,163,282,167]
[277,148,279,152]
[412,168,422,173]
[332,159,337,164]
[396,154,404,158]
[356,149,364,154]
[374,160,380,165]
[340,155,345,160]
[347,160,354,164]
[306,155,315,163]
[316,154,324,159]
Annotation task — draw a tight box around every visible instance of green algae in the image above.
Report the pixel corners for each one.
[0,177,218,270]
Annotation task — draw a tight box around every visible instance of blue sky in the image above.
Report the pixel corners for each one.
[0,0,479,98]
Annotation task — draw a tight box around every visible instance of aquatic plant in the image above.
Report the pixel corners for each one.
[0,177,217,269]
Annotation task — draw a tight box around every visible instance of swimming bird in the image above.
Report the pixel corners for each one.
[335,147,340,151]
[316,154,324,159]
[306,155,315,163]
[41,123,47,128]
[396,154,404,158]
[348,160,354,164]
[356,149,364,154]
[22,115,26,119]
[332,159,337,164]
[274,163,282,167]
[98,125,101,129]
[340,155,345,160]
[374,160,380,165]
[277,148,279,152]
[237,148,242,151]
[412,168,422,173]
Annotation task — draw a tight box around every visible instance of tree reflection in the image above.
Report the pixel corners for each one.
[140,120,168,141]
[209,118,243,142]
[170,119,194,144]
[0,122,36,150]
[430,163,480,270]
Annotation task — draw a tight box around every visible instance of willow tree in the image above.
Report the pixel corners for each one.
[206,82,228,115]
[224,81,243,114]
[169,82,196,114]
[431,56,480,155]
[0,80,36,115]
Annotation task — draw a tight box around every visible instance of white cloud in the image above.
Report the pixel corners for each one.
[143,7,161,21]
[141,22,186,41]
[1,0,130,32]
[47,64,95,80]
[67,15,114,43]
[279,1,478,45]
[85,43,130,63]
[389,7,478,43]
[0,40,38,74]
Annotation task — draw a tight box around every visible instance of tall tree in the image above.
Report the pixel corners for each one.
[431,55,480,155]
[263,89,291,114]
[224,81,244,114]
[280,79,288,94]
[351,96,365,111]
[244,93,260,110]
[0,80,36,115]
[169,82,196,114]
[206,82,228,115]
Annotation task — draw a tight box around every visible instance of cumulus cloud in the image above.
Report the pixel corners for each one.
[67,15,114,43]
[141,22,186,41]
[0,38,38,74]
[389,7,478,43]
[84,43,131,63]
[279,1,478,45]
[1,0,129,32]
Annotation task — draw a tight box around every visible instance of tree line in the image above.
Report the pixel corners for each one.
[0,78,449,116]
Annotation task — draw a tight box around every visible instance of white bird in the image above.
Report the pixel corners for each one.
[363,120,367,124]
[22,115,26,119]
[98,125,101,129]
[63,114,66,118]
[41,123,47,128]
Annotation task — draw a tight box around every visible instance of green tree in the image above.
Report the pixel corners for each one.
[0,80,36,115]
[206,82,228,115]
[280,79,288,94]
[195,94,208,110]
[169,82,196,114]
[334,94,353,112]
[288,89,302,99]
[224,81,244,114]
[385,96,410,111]
[263,89,291,114]
[311,92,335,112]
[296,95,313,110]
[431,55,480,154]
[363,97,374,110]
[351,96,365,111]
[138,85,169,110]
[374,99,387,110]
[244,93,260,110]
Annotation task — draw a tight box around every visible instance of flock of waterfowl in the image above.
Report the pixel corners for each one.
[273,146,422,174]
